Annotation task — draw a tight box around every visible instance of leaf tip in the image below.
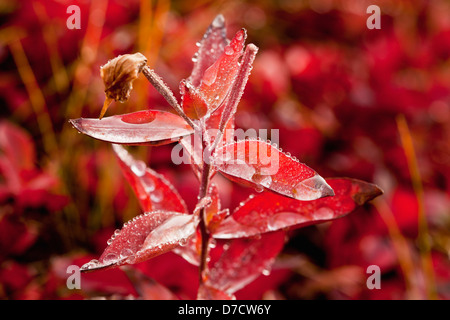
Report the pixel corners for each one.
[69,118,83,133]
[294,174,335,201]
[352,181,384,205]
[212,14,225,28]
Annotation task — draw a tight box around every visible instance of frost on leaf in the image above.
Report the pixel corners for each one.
[70,110,193,146]
[198,29,246,113]
[213,139,334,201]
[204,231,285,295]
[180,80,208,120]
[213,178,383,239]
[184,14,246,119]
[112,144,188,213]
[172,230,201,266]
[197,283,236,300]
[80,211,198,272]
[214,44,258,141]
[188,14,228,88]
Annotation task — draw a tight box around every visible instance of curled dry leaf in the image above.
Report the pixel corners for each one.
[112,144,188,213]
[99,53,147,119]
[213,178,383,239]
[80,211,198,272]
[70,110,194,146]
[213,139,334,201]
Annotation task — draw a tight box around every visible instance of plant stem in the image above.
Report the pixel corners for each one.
[142,66,196,129]
[198,128,213,285]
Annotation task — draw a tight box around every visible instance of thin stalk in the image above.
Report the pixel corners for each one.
[396,115,437,299]
[142,66,196,129]
[198,133,212,284]
[374,198,422,299]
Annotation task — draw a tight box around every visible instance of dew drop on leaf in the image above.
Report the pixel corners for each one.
[131,160,146,177]
[102,253,118,265]
[224,46,234,55]
[178,238,188,247]
[119,248,134,259]
[150,189,163,203]
[141,175,156,193]
[254,185,264,193]
[202,62,219,86]
[81,259,101,271]
[262,267,271,276]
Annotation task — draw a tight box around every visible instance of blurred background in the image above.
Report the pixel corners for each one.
[0,0,449,299]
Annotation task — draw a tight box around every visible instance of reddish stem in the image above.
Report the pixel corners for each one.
[197,129,212,284]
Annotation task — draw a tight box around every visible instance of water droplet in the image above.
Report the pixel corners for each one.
[119,248,134,259]
[178,238,188,246]
[150,189,163,203]
[212,14,225,28]
[252,173,272,188]
[114,229,121,236]
[196,41,201,47]
[202,62,219,86]
[102,253,118,264]
[224,46,234,55]
[81,259,101,270]
[141,176,155,193]
[131,160,146,177]
[255,185,264,193]
[293,175,334,201]
[126,254,137,264]
[262,267,271,276]
[107,238,113,245]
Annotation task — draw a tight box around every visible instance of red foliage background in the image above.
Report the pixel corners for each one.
[0,0,449,299]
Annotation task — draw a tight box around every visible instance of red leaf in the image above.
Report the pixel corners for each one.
[197,283,235,300]
[198,29,247,113]
[124,268,179,300]
[80,211,198,272]
[112,144,188,213]
[213,139,334,200]
[0,120,35,170]
[213,178,383,239]
[205,231,285,294]
[188,14,228,88]
[213,44,258,143]
[70,110,193,146]
[204,98,235,147]
[178,135,203,179]
[172,230,201,266]
[180,80,208,120]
